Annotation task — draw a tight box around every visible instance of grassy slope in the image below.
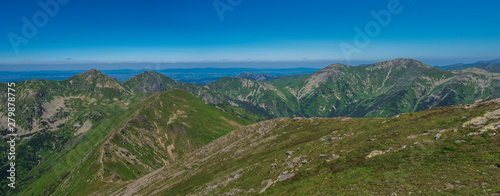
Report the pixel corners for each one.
[0,70,145,195]
[16,89,252,195]
[117,98,500,195]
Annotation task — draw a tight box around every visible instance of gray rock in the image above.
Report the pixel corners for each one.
[278,173,295,181]
[454,140,466,143]
[319,154,327,159]
[292,157,301,163]
[434,133,442,140]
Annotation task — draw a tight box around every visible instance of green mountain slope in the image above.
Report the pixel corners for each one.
[0,69,133,136]
[14,89,251,195]
[111,98,500,195]
[122,71,271,121]
[204,58,500,118]
[122,70,223,103]
[0,69,145,194]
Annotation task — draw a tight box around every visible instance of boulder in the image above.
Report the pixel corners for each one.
[278,173,295,181]
[365,150,385,159]
[434,133,442,141]
[462,116,487,127]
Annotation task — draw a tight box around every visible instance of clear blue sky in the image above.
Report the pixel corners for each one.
[0,0,499,70]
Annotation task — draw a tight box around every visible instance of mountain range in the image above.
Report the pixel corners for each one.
[439,59,500,73]
[235,72,278,81]
[122,58,500,118]
[1,58,500,195]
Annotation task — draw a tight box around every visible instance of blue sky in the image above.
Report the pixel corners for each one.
[0,0,499,70]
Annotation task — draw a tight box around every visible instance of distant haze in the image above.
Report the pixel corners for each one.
[0,58,493,72]
[1,1,499,68]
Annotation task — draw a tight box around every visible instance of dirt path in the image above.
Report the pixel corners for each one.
[220,116,242,128]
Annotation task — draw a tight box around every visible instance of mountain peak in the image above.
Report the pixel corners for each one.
[142,70,161,75]
[134,70,175,81]
[82,68,103,75]
[325,63,349,69]
[373,58,432,69]
[123,70,180,93]
[69,69,109,81]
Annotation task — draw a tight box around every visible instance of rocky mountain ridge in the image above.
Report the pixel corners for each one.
[235,72,278,81]
[439,58,500,73]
